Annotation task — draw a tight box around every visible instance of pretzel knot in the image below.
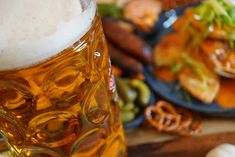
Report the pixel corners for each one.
[145,101,202,136]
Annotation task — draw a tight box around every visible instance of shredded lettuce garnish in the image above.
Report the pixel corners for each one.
[182,0,235,48]
[195,0,235,28]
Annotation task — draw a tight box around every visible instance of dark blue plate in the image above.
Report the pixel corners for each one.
[144,4,235,117]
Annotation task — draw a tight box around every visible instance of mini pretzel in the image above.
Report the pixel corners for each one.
[155,101,180,132]
[145,101,180,132]
[188,113,202,134]
[176,116,202,136]
[176,108,193,130]
[145,101,202,137]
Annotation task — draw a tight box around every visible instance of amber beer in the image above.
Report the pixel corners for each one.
[0,0,125,156]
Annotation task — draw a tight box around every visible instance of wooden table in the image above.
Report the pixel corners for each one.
[126,118,235,156]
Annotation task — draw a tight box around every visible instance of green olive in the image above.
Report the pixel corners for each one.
[118,97,124,108]
[116,77,138,103]
[122,102,135,111]
[128,79,151,107]
[120,111,135,123]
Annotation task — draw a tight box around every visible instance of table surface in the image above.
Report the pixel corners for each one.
[126,118,235,146]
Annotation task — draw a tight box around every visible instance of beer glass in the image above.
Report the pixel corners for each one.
[0,0,126,156]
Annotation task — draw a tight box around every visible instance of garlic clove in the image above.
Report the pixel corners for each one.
[206,144,235,157]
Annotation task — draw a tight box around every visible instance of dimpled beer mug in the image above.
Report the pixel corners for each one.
[0,0,126,156]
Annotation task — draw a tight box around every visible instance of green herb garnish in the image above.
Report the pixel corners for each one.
[190,0,235,46]
[181,53,209,88]
[98,2,123,19]
[229,38,235,48]
[171,63,183,73]
[195,0,235,27]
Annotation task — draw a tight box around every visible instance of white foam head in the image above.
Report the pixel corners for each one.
[0,0,96,71]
